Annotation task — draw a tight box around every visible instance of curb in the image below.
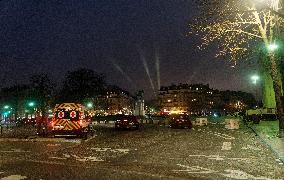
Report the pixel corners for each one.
[247,124,284,164]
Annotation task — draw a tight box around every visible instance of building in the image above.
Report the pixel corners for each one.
[158,84,221,115]
[158,83,254,115]
[95,86,134,115]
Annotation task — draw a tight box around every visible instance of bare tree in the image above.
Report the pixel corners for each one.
[189,0,284,136]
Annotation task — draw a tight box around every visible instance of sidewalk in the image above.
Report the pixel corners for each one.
[249,120,284,164]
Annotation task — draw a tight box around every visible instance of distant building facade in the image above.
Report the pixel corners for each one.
[95,86,134,115]
[158,83,254,115]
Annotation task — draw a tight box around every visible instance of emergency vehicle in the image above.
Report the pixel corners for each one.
[51,103,94,138]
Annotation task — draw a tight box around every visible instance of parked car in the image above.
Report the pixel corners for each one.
[24,118,36,125]
[169,114,192,129]
[14,118,36,126]
[115,115,139,130]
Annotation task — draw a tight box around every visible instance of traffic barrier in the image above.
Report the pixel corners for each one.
[195,118,208,126]
[208,122,225,125]
[225,118,240,129]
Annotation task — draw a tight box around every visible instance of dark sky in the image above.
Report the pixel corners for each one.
[0,0,259,100]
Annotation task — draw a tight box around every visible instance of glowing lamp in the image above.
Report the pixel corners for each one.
[268,43,278,51]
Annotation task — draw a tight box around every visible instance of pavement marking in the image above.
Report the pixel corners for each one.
[220,169,278,180]
[227,157,256,162]
[117,169,179,179]
[27,159,67,165]
[221,142,232,151]
[187,155,225,161]
[49,157,67,160]
[63,154,71,158]
[241,145,261,151]
[173,164,217,174]
[0,149,30,153]
[186,154,257,162]
[49,153,104,162]
[90,148,111,152]
[206,131,235,140]
[173,165,277,180]
[72,154,104,162]
[0,138,81,143]
[111,149,130,154]
[0,175,27,180]
[91,148,130,154]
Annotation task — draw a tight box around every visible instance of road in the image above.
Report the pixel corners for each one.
[0,124,283,180]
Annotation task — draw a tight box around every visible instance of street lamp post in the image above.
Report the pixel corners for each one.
[27,101,36,119]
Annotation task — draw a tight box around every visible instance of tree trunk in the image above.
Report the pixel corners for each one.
[268,52,284,137]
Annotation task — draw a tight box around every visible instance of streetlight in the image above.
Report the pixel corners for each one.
[267,43,278,51]
[27,101,36,119]
[251,75,260,107]
[28,102,35,107]
[87,102,93,108]
[251,75,260,84]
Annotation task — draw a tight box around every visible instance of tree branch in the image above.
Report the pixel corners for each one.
[225,29,262,38]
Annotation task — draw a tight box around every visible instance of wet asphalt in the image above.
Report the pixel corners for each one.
[0,124,284,180]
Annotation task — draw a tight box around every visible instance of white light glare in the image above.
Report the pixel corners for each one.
[251,75,259,84]
[268,43,278,51]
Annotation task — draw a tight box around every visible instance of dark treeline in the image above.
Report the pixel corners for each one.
[0,68,112,127]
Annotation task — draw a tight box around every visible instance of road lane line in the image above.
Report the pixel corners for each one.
[173,164,217,174]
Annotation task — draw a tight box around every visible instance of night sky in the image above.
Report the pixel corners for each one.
[0,0,259,100]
